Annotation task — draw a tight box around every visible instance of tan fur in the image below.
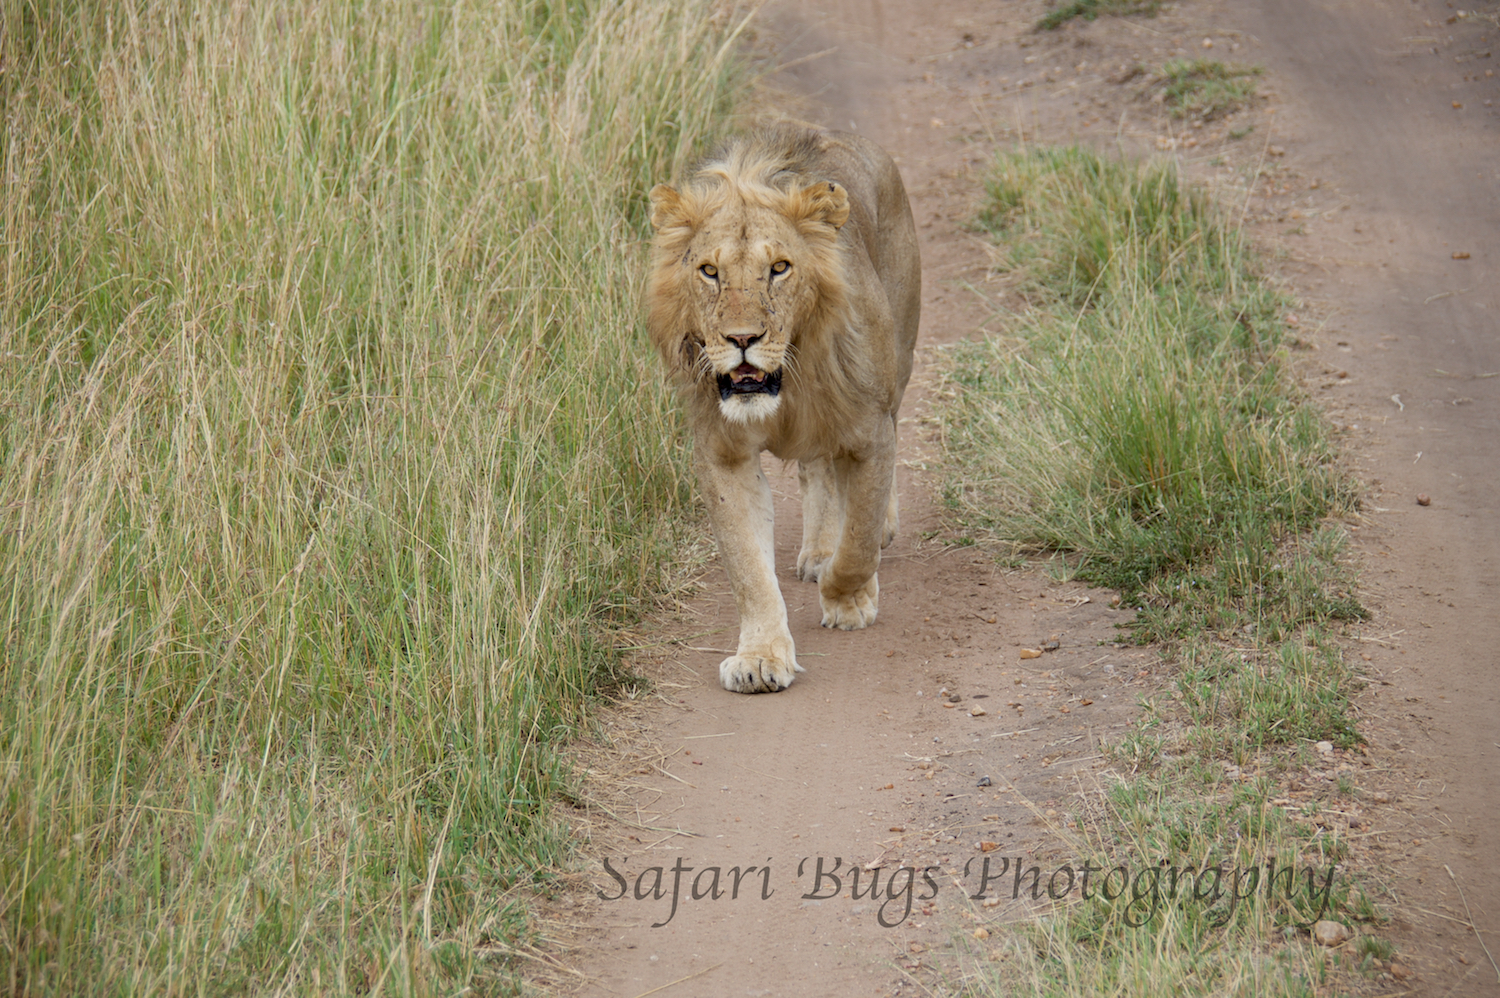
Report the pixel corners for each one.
[647,125,921,693]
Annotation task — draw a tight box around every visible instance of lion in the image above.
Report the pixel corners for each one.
[647,125,921,694]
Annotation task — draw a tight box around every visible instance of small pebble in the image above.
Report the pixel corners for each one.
[1416,493,1431,506]
[1313,920,1351,947]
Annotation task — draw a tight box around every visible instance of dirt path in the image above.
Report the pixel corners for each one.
[564,2,1500,995]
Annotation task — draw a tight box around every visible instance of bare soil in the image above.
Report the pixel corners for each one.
[558,2,1500,995]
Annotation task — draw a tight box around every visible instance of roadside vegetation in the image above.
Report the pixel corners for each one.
[0,0,741,993]
[937,147,1383,994]
[1038,0,1161,32]
[1158,59,1263,120]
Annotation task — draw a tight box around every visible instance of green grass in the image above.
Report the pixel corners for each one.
[954,778,1371,997]
[938,147,1380,994]
[1172,639,1361,751]
[1038,0,1161,31]
[0,0,743,993]
[1158,59,1262,120]
[953,148,1358,627]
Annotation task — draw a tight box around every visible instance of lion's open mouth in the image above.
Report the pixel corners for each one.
[718,364,782,400]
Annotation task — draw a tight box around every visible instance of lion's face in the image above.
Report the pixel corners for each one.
[648,179,849,424]
[677,203,807,424]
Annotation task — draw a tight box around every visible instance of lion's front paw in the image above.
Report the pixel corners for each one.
[796,547,833,583]
[720,653,803,694]
[820,574,879,630]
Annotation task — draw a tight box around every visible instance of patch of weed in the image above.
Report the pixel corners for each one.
[1038,0,1161,31]
[1159,58,1263,120]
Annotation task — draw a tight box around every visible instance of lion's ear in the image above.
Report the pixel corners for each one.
[649,183,690,232]
[795,180,850,231]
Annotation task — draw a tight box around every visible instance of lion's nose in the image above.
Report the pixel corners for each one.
[724,330,761,350]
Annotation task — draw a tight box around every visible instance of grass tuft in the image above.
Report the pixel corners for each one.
[1158,59,1263,120]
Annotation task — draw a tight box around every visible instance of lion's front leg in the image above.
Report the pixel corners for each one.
[819,431,896,631]
[697,449,802,693]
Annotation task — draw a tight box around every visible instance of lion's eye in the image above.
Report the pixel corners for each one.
[770,260,790,276]
[699,264,718,279]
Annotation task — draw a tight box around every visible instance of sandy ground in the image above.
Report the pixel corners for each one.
[557,2,1499,995]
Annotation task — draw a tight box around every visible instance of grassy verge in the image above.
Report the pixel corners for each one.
[951,148,1361,637]
[937,148,1384,994]
[0,0,742,993]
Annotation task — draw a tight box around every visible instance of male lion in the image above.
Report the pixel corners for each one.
[647,125,920,694]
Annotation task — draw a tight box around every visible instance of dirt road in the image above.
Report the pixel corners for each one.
[566,2,1499,995]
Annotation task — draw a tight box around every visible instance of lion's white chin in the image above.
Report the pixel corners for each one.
[718,393,781,424]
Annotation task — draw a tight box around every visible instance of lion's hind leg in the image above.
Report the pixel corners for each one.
[880,414,900,549]
[817,442,893,631]
[882,466,899,550]
[796,457,839,583]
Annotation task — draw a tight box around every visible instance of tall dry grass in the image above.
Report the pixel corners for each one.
[1,0,743,992]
